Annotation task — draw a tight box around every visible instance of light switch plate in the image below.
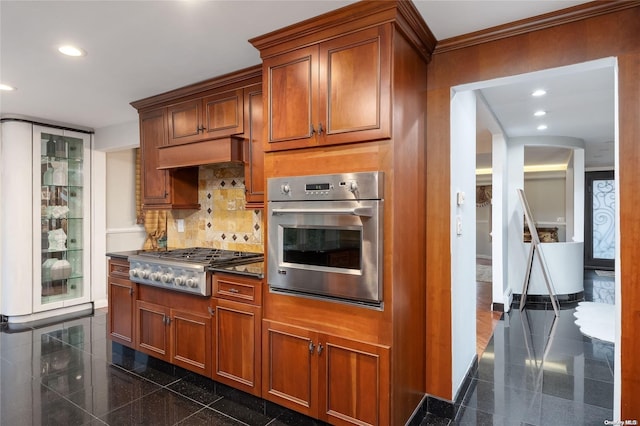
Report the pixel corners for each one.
[457,191,465,206]
[177,219,185,233]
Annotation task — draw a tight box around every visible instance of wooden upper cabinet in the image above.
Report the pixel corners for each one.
[167,88,244,145]
[140,109,170,204]
[167,99,201,145]
[131,65,262,210]
[266,46,317,148]
[263,25,391,152]
[243,83,265,208]
[320,25,391,146]
[139,108,199,210]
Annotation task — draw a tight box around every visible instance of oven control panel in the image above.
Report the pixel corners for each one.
[128,258,209,296]
[269,171,383,201]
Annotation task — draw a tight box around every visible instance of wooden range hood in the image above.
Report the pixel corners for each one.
[157,136,244,170]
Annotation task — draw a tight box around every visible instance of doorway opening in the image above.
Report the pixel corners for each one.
[450,57,619,408]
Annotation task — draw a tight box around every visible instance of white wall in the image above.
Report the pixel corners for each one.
[450,90,477,399]
[94,120,139,151]
[92,148,108,309]
[523,174,567,242]
[491,132,509,310]
[95,121,145,253]
[477,174,567,255]
[105,149,145,252]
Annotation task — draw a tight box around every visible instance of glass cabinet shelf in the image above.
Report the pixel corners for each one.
[38,131,87,306]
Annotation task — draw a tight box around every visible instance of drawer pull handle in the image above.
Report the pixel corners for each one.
[228,288,239,293]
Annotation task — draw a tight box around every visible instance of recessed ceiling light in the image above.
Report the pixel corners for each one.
[0,83,16,91]
[537,124,548,131]
[534,110,546,117]
[531,89,547,97]
[58,45,86,57]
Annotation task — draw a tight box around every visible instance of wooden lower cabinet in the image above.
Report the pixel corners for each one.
[171,308,212,377]
[211,298,261,395]
[107,259,136,347]
[135,300,212,377]
[262,320,390,426]
[136,300,171,360]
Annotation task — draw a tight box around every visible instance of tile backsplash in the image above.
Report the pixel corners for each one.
[167,164,263,253]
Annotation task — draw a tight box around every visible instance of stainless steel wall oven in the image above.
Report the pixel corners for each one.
[267,172,383,307]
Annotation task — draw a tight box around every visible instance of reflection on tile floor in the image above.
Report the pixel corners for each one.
[0,311,328,426]
[1,270,615,426]
[448,270,615,425]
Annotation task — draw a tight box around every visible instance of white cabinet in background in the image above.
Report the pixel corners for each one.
[1,120,93,323]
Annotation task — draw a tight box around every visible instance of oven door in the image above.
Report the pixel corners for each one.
[267,199,382,304]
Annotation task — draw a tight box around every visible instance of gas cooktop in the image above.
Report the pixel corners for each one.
[128,247,263,296]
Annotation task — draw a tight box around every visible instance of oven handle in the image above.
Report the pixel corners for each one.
[271,207,373,217]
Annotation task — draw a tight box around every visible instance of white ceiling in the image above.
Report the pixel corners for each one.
[2,0,613,167]
[477,64,616,169]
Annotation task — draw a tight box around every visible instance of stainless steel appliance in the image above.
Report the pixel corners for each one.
[267,172,383,306]
[128,248,263,296]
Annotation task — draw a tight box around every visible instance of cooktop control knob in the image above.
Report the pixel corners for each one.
[174,276,186,286]
[281,183,290,195]
[349,181,358,193]
[186,278,198,288]
[140,269,150,279]
[160,273,173,283]
[150,272,160,281]
[129,269,138,278]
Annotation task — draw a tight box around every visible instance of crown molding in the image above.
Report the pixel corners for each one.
[433,0,640,54]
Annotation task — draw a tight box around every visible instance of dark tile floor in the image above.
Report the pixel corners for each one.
[0,270,615,426]
[0,309,328,426]
[448,270,616,425]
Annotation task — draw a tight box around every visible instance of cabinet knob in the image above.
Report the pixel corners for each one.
[317,122,324,135]
[310,124,316,136]
[317,343,324,355]
[308,340,315,354]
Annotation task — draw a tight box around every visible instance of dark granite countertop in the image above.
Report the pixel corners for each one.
[106,250,145,260]
[209,261,265,280]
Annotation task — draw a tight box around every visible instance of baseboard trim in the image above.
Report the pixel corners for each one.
[408,354,479,422]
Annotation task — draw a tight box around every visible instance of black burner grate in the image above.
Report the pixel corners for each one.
[153,247,262,266]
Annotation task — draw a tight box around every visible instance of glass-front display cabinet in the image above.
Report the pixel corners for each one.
[34,125,91,312]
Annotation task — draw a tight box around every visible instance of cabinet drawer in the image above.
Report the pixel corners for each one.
[213,274,262,306]
[109,259,130,278]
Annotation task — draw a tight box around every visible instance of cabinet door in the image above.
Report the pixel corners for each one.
[140,109,170,205]
[262,320,318,417]
[212,299,261,395]
[167,99,202,145]
[318,25,391,146]
[108,276,135,347]
[171,308,212,377]
[135,300,170,361]
[319,335,390,426]
[243,84,264,208]
[203,88,244,139]
[34,126,92,312]
[264,45,319,150]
